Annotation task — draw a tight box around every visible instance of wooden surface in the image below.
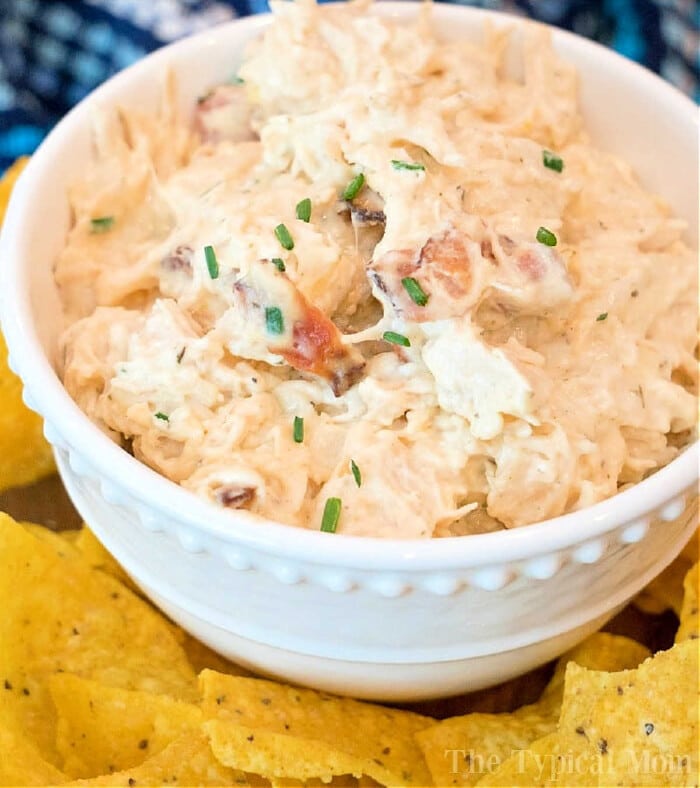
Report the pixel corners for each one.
[0,473,81,530]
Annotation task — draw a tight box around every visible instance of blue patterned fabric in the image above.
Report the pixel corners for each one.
[0,0,698,172]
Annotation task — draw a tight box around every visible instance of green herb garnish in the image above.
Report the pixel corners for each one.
[90,216,114,233]
[293,416,304,443]
[342,173,365,201]
[265,306,284,335]
[154,412,169,422]
[350,459,361,488]
[271,257,286,272]
[536,226,557,247]
[295,198,311,223]
[596,312,608,321]
[391,160,425,172]
[320,497,342,533]
[229,74,245,85]
[542,150,564,173]
[274,223,294,251]
[401,277,429,307]
[204,245,219,279]
[383,331,411,347]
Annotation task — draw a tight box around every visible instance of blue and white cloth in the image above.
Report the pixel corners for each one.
[0,0,698,172]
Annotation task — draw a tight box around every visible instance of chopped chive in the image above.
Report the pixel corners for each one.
[596,312,608,321]
[274,223,294,251]
[265,306,284,335]
[154,412,169,422]
[401,277,429,307]
[204,245,219,278]
[383,331,411,347]
[176,347,186,364]
[542,150,564,173]
[271,257,286,272]
[320,497,342,533]
[90,216,114,233]
[391,160,425,172]
[295,198,312,223]
[350,459,361,488]
[229,74,245,85]
[293,416,304,443]
[536,226,557,247]
[342,173,365,201]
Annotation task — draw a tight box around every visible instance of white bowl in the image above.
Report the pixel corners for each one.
[1,3,697,701]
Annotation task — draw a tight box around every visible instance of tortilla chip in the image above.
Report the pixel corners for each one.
[72,525,141,594]
[22,522,188,647]
[537,632,650,710]
[474,731,592,786]
[416,633,649,786]
[0,333,56,494]
[50,673,202,778]
[19,522,82,558]
[0,157,28,223]
[181,633,255,677]
[480,639,699,786]
[205,720,370,783]
[0,513,196,765]
[0,721,68,786]
[556,640,698,785]
[634,552,695,617]
[200,672,433,785]
[0,160,57,494]
[676,563,698,643]
[69,731,255,786]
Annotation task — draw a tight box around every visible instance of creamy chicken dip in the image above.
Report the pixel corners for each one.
[57,0,698,538]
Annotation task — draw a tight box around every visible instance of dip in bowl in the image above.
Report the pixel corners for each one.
[1,1,697,700]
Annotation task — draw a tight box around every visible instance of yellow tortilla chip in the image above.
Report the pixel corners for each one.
[537,632,650,710]
[181,633,255,677]
[19,522,82,558]
[474,731,591,786]
[69,731,255,786]
[0,159,56,493]
[205,720,369,783]
[416,633,649,786]
[676,562,698,643]
[0,721,68,786]
[557,640,698,785]
[50,673,202,778]
[0,157,28,223]
[480,639,699,786]
[0,332,56,493]
[0,513,196,765]
[200,672,433,785]
[72,525,140,594]
[634,551,695,617]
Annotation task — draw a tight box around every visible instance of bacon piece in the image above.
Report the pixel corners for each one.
[274,303,365,396]
[488,236,573,312]
[161,245,193,273]
[369,225,573,322]
[216,485,256,509]
[369,228,483,322]
[233,260,365,396]
[195,84,257,144]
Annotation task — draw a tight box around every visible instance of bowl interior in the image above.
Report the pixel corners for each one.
[1,2,697,565]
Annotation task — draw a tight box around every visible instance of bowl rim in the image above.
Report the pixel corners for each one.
[1,2,698,571]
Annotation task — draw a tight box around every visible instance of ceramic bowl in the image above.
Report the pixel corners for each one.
[1,3,697,701]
